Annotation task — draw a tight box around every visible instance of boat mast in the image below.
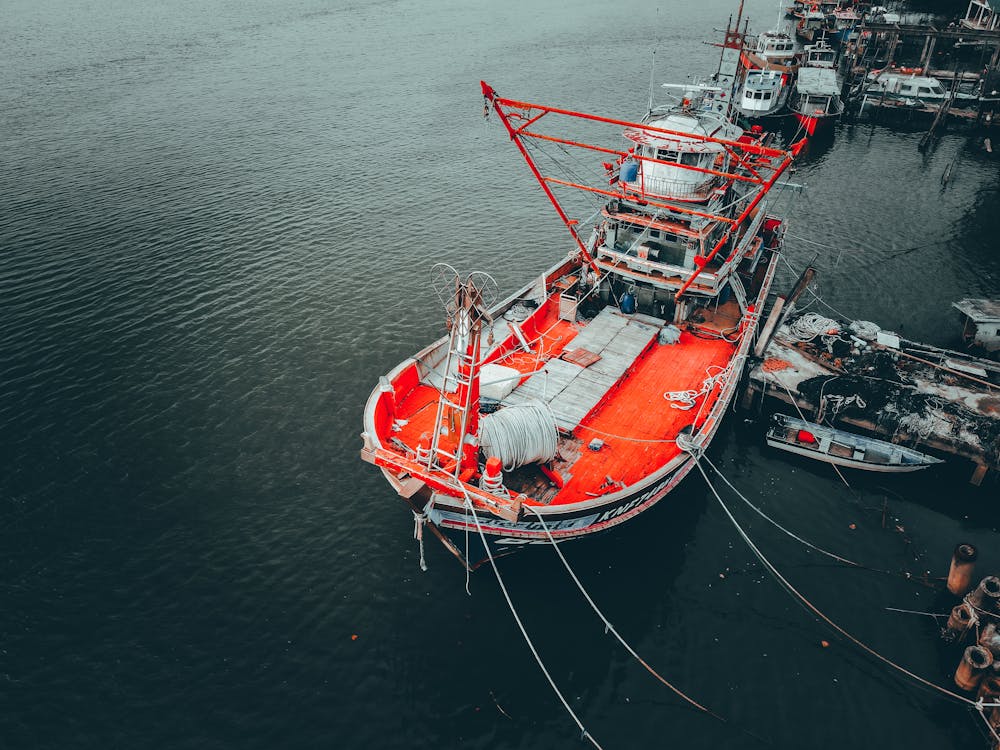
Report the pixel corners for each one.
[429,273,490,478]
[481,82,602,275]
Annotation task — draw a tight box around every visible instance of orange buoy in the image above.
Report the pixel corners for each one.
[947,543,978,596]
[955,645,993,691]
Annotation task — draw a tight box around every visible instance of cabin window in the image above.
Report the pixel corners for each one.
[918,87,933,95]
[649,229,661,239]
[680,152,700,166]
[763,91,773,100]
[901,85,915,94]
[931,85,945,95]
[656,148,679,162]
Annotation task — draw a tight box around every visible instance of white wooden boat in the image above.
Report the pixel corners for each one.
[766,414,943,472]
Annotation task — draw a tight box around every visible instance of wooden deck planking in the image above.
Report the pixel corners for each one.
[502,307,660,434]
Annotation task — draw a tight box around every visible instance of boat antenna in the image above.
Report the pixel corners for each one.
[648,49,656,115]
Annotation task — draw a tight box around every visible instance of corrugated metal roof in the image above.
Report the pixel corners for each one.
[953,298,1000,323]
[796,67,840,96]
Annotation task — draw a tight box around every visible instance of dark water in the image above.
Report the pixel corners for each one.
[2,1,998,748]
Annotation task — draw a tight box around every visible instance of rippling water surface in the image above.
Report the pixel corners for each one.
[2,1,998,748]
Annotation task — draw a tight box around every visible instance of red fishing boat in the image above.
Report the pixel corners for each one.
[790,39,844,135]
[360,80,802,569]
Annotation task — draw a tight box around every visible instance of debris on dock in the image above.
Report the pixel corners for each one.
[746,308,1000,483]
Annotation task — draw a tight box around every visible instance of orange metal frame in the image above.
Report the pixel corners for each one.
[480,81,804,302]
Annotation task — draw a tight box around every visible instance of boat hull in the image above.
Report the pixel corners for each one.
[765,436,937,472]
[765,414,943,472]
[418,455,699,568]
[793,110,836,136]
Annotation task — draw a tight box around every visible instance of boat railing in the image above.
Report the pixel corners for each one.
[717,207,766,278]
[689,245,778,451]
[632,174,718,201]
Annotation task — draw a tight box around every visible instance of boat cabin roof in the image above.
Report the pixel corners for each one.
[602,207,703,238]
[627,110,739,149]
[797,67,840,95]
[746,69,783,89]
[954,298,1000,324]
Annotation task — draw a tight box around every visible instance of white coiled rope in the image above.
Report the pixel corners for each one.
[788,312,840,342]
[849,319,881,341]
[664,368,727,410]
[479,401,558,470]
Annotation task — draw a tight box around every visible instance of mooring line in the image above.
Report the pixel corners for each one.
[682,444,1000,709]
[456,484,605,749]
[700,453,860,568]
[525,508,715,714]
[979,703,1000,745]
[525,505,774,746]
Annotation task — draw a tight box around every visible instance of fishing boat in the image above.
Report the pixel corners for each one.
[741,29,799,74]
[795,5,829,42]
[790,40,843,134]
[828,6,861,46]
[735,68,791,120]
[359,80,801,569]
[861,71,955,107]
[766,414,944,471]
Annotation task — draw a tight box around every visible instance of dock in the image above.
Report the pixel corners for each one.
[743,303,1000,485]
[840,15,1000,126]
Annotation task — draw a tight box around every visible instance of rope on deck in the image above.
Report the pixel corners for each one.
[678,437,1000,711]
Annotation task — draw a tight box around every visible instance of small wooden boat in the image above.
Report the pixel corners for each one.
[765,414,943,472]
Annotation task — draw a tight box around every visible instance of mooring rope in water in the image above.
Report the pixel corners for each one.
[456,483,605,749]
[524,506,776,746]
[700,453,939,586]
[680,440,1000,710]
[699,453,860,568]
[979,702,1000,745]
[524,506,718,717]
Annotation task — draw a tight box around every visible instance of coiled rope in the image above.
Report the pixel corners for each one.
[479,401,558,471]
[788,312,840,342]
[665,366,727,410]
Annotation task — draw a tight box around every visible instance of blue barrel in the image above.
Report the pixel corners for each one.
[620,291,636,314]
[620,160,639,183]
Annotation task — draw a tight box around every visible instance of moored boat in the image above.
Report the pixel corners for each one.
[766,414,944,471]
[735,68,791,120]
[360,80,802,569]
[790,40,843,134]
[861,71,956,107]
[742,29,799,74]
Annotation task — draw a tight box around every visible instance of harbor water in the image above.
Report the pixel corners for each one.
[2,0,998,747]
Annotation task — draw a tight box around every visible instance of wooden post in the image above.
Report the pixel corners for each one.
[948,543,979,595]
[921,35,937,71]
[971,462,989,485]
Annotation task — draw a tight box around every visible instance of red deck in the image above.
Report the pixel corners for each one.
[384,297,739,508]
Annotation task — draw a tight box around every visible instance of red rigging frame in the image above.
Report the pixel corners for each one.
[480,81,804,301]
